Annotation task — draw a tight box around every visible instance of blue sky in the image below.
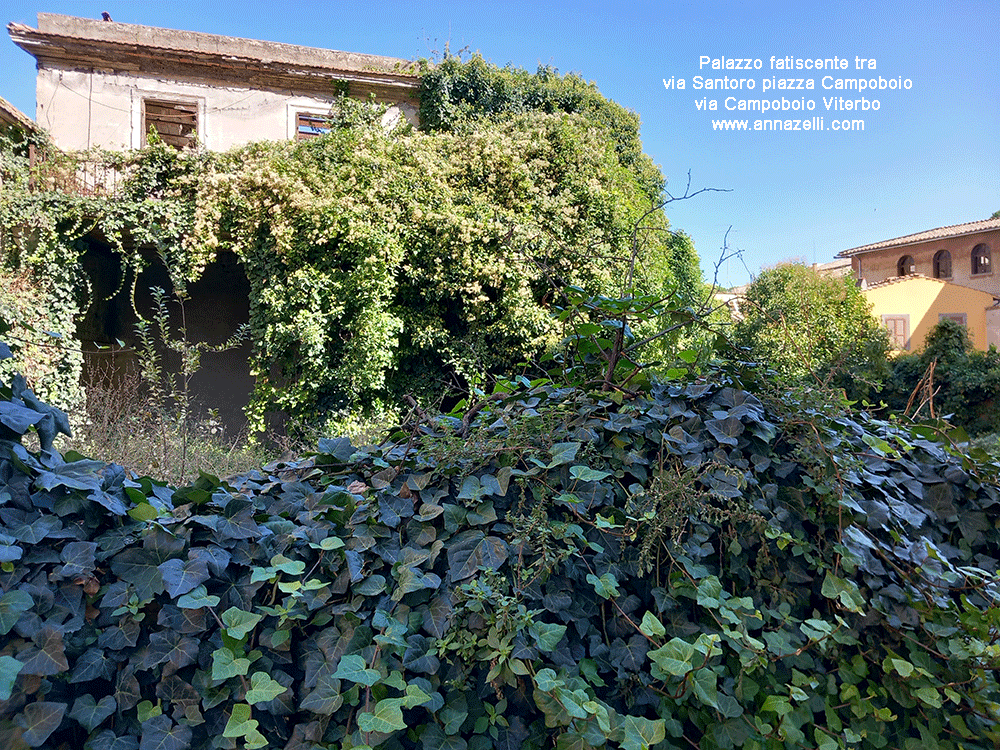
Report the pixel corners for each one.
[2,0,997,288]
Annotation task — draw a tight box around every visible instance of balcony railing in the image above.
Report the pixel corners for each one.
[28,144,127,197]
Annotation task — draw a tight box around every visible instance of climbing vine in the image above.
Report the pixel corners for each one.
[0,60,704,435]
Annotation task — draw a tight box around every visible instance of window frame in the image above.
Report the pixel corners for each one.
[932,249,952,279]
[295,111,331,140]
[882,314,910,350]
[142,98,198,150]
[938,312,968,327]
[972,243,992,276]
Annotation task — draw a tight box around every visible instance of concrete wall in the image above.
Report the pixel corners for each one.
[863,275,998,352]
[851,228,1000,296]
[36,67,417,152]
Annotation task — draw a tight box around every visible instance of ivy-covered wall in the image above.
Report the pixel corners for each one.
[0,59,705,435]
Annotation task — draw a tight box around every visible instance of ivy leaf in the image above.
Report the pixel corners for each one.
[34,459,105,493]
[16,701,66,747]
[619,715,665,750]
[221,607,262,640]
[333,654,380,686]
[357,697,407,733]
[393,566,441,601]
[761,695,793,716]
[223,703,260,740]
[0,401,44,434]
[18,625,68,675]
[547,442,581,467]
[56,541,98,580]
[317,436,355,463]
[447,530,509,581]
[639,612,666,639]
[137,714,192,750]
[176,585,220,609]
[143,631,199,670]
[705,416,744,446]
[159,557,211,598]
[69,694,117,732]
[586,572,620,599]
[269,554,305,576]
[0,655,24,700]
[528,621,566,652]
[246,671,289,705]
[457,476,490,503]
[821,571,866,614]
[648,638,695,678]
[691,668,718,708]
[85,730,140,750]
[300,673,343,715]
[420,724,468,750]
[110,548,165,601]
[0,589,32,635]
[212,647,250,680]
[569,465,612,482]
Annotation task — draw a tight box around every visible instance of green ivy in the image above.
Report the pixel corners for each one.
[1,343,999,748]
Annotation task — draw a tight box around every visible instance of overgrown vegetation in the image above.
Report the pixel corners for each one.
[732,264,891,401]
[879,317,1000,436]
[0,59,704,438]
[2,304,999,748]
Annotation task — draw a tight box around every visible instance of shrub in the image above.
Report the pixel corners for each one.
[881,318,1000,435]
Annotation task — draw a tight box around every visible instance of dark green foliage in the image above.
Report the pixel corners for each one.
[2,340,1000,748]
[881,318,1000,435]
[733,264,891,401]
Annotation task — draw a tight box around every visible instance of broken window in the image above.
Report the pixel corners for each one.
[296,112,331,140]
[143,99,198,149]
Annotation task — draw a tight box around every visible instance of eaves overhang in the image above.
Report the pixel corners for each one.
[838,218,1000,259]
[8,13,422,106]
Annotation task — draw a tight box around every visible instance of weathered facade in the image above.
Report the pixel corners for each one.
[8,13,421,152]
[5,14,425,432]
[839,218,1000,294]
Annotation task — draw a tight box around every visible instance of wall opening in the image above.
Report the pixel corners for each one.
[77,237,253,435]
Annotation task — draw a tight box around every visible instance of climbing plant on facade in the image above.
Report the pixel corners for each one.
[0,60,704,435]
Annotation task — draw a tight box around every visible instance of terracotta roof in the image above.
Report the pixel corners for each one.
[863,272,999,300]
[838,218,1000,258]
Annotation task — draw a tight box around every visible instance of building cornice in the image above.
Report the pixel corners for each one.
[8,14,421,105]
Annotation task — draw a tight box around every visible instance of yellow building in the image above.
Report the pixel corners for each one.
[862,274,1000,352]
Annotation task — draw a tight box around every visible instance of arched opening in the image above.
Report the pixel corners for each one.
[933,250,952,279]
[897,255,915,276]
[972,244,992,275]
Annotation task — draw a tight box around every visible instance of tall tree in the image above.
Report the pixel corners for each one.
[733,263,890,399]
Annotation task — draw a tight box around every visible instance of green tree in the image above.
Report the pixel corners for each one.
[733,263,890,399]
